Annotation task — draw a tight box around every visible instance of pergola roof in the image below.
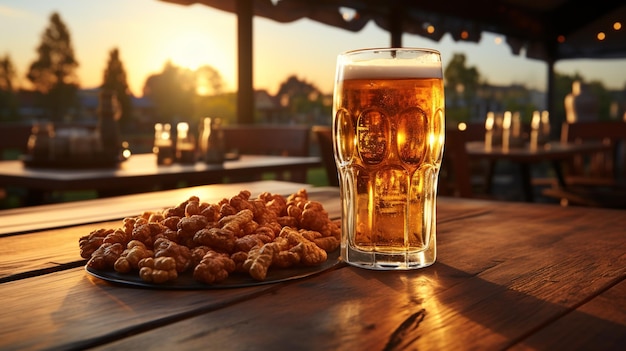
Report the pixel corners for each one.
[163,0,626,61]
[160,0,625,124]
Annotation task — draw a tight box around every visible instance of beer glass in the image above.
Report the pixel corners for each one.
[332,48,444,270]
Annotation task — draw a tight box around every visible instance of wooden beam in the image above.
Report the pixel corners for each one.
[236,0,254,124]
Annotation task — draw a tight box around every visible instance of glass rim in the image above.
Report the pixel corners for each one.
[340,47,441,57]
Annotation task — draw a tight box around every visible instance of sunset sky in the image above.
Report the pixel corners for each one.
[1,0,625,97]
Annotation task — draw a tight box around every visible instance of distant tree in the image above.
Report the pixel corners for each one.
[444,53,480,122]
[101,48,133,127]
[0,54,19,121]
[26,12,79,121]
[195,93,237,124]
[276,75,328,123]
[143,61,195,123]
[194,65,224,96]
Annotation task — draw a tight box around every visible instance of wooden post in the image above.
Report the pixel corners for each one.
[389,6,402,48]
[236,0,254,124]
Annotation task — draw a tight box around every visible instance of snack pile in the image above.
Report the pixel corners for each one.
[79,189,340,284]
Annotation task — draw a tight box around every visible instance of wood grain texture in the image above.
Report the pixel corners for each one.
[0,180,311,235]
[89,203,626,350]
[0,267,279,351]
[1,182,624,351]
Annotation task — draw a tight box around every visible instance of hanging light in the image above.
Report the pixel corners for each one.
[339,7,358,22]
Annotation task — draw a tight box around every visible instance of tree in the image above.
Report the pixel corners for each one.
[102,48,133,127]
[143,61,195,123]
[0,54,19,121]
[276,75,328,123]
[444,53,480,122]
[26,12,79,121]
[195,65,224,96]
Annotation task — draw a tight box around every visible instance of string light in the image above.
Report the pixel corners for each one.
[614,22,622,30]
[597,32,606,41]
[339,7,357,21]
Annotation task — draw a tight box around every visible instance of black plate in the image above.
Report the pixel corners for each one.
[86,250,341,289]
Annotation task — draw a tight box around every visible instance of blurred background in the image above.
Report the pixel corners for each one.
[1,1,624,142]
[0,0,625,207]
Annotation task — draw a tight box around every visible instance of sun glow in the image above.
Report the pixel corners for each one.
[155,28,235,94]
[165,31,220,71]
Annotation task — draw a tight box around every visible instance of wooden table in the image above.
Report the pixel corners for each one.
[466,141,611,202]
[1,180,625,350]
[0,153,321,204]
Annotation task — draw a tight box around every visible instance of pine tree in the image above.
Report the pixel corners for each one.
[26,12,79,121]
[0,54,19,121]
[102,48,133,127]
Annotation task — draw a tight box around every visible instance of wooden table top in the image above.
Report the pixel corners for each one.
[466,140,610,162]
[0,153,321,191]
[1,180,625,350]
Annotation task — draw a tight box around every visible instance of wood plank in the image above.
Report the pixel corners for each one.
[0,154,321,192]
[86,203,626,350]
[0,180,312,235]
[88,244,625,351]
[0,267,279,351]
[1,191,625,350]
[0,221,116,281]
[512,279,626,350]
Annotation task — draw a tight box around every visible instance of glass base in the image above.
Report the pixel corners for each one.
[342,245,436,270]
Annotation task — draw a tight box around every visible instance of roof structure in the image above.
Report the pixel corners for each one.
[161,0,625,123]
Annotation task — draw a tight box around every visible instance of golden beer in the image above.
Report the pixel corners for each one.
[333,48,444,269]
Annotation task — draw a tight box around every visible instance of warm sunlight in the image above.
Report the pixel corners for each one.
[162,30,234,95]
[165,31,221,71]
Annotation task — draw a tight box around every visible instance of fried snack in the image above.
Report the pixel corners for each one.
[193,250,236,284]
[87,242,124,270]
[191,246,212,268]
[279,226,327,266]
[103,228,131,246]
[218,209,254,236]
[299,229,340,252]
[185,199,201,217]
[199,203,221,222]
[81,188,340,285]
[176,214,209,247]
[243,243,277,281]
[114,240,154,273]
[228,190,254,212]
[79,228,114,259]
[270,236,300,268]
[153,238,192,273]
[234,234,265,253]
[259,191,288,216]
[138,257,178,284]
[193,227,236,253]
[230,251,249,272]
[132,222,168,248]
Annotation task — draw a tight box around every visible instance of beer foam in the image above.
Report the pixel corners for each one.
[342,61,442,80]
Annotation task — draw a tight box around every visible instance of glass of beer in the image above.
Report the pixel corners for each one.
[332,48,444,270]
